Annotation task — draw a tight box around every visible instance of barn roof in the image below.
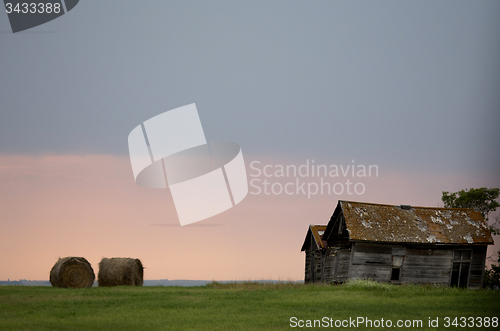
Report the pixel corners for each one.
[300,225,327,251]
[325,201,494,245]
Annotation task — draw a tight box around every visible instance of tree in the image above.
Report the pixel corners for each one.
[442,187,500,235]
[484,250,500,289]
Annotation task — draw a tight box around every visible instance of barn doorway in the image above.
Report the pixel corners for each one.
[450,250,472,288]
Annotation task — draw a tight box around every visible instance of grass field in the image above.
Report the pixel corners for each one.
[1,280,499,330]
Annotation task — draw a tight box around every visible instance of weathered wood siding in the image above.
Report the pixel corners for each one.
[313,249,322,282]
[324,247,337,283]
[349,243,391,281]
[346,243,488,287]
[350,243,453,285]
[335,247,351,283]
[304,229,325,284]
[305,247,338,284]
[304,248,323,283]
[402,247,452,285]
[304,247,322,283]
[304,248,312,283]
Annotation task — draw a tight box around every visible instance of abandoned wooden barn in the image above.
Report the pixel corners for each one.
[301,200,494,288]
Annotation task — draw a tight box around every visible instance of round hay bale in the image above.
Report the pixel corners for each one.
[49,257,95,288]
[98,257,144,287]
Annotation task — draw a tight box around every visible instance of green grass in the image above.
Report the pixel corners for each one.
[0,280,499,330]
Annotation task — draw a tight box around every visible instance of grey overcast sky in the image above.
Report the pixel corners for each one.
[1,1,499,173]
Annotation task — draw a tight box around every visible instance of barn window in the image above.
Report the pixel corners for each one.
[391,268,401,281]
[390,255,404,281]
[450,250,472,288]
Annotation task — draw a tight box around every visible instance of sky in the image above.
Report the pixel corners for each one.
[0,1,499,281]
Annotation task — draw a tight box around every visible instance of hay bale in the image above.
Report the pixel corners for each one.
[98,258,144,287]
[50,257,95,288]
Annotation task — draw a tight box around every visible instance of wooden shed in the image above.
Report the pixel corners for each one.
[301,200,494,288]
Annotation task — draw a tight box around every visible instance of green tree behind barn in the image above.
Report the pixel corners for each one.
[442,188,500,234]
